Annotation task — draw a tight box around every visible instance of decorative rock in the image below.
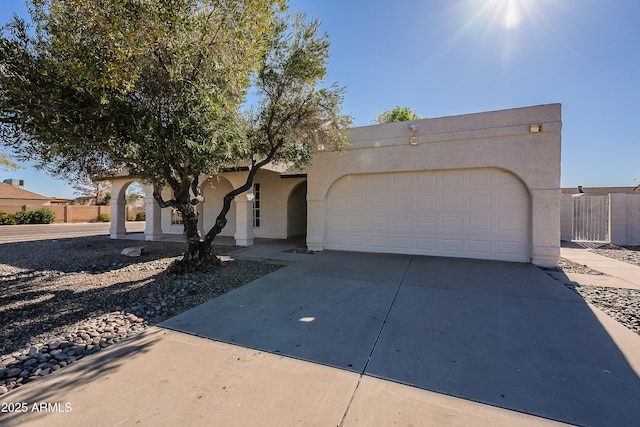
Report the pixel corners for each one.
[28,346,38,357]
[22,358,37,367]
[121,247,144,257]
[0,386,8,394]
[1,357,17,367]
[47,339,61,350]
[5,368,22,378]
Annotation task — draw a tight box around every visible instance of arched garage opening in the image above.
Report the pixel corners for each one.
[324,168,531,263]
[287,181,307,238]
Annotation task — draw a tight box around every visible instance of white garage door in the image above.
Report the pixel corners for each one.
[325,168,530,262]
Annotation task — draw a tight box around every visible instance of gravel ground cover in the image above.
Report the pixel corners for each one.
[556,244,640,338]
[590,244,640,267]
[0,236,282,395]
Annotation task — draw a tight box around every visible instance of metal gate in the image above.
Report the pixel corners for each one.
[572,195,610,242]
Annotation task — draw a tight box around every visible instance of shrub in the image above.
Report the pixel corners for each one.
[97,213,111,222]
[29,208,56,224]
[0,212,17,225]
[135,211,146,221]
[13,210,31,224]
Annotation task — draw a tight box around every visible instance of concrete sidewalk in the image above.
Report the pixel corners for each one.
[555,242,640,290]
[2,250,640,426]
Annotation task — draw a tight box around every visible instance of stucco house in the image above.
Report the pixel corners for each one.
[110,103,562,267]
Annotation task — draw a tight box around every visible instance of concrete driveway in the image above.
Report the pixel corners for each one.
[160,251,640,426]
[2,250,639,426]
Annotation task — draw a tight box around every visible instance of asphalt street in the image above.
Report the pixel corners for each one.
[0,222,145,243]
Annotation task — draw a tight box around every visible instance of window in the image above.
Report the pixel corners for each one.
[253,183,261,227]
[171,209,183,225]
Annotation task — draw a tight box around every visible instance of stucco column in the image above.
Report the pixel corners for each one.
[109,198,127,239]
[234,192,255,246]
[530,188,561,267]
[197,202,205,237]
[143,185,163,241]
[306,193,324,252]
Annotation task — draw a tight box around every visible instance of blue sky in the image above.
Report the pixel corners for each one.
[1,0,639,198]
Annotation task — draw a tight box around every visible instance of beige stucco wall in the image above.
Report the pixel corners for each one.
[610,193,640,246]
[196,170,306,239]
[307,103,562,267]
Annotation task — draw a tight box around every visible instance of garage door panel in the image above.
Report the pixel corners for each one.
[417,216,437,229]
[326,169,529,262]
[469,217,491,230]
[329,215,347,226]
[468,240,492,254]
[442,216,464,229]
[349,215,367,227]
[371,195,389,208]
[393,194,412,208]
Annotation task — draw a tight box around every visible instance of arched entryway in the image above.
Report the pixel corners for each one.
[287,181,307,237]
[109,179,163,240]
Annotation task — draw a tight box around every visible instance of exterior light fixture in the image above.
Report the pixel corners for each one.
[408,123,419,145]
[529,124,542,133]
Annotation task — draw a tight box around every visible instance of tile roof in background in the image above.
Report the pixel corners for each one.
[0,181,50,200]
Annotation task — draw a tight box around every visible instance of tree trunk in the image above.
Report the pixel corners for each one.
[167,203,221,274]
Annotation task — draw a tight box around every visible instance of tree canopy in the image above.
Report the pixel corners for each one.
[372,106,422,124]
[0,0,350,272]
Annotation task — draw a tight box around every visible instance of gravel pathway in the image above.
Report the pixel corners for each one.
[0,236,282,395]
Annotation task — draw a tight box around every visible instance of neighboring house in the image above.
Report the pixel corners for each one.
[0,180,51,211]
[110,103,562,267]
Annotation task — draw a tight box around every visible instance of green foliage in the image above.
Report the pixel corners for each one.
[136,211,146,221]
[0,1,349,270]
[0,208,56,224]
[372,106,423,124]
[0,212,17,225]
[246,13,351,169]
[28,208,56,223]
[13,210,30,224]
[97,213,111,222]
[1,0,286,184]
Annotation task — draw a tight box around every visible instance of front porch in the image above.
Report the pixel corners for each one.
[108,168,307,248]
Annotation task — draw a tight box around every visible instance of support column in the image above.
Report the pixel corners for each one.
[197,202,205,238]
[109,198,127,239]
[306,193,324,252]
[143,185,163,241]
[530,188,561,267]
[234,192,255,246]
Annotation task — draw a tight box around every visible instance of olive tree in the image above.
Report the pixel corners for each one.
[0,1,349,272]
